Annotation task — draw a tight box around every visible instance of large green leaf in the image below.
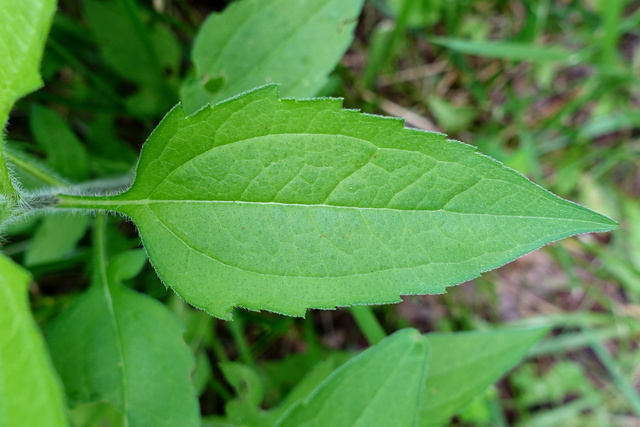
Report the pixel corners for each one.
[181,0,364,113]
[0,0,55,199]
[420,327,549,426]
[57,86,617,319]
[206,327,547,426]
[46,220,200,427]
[276,329,430,426]
[0,254,68,427]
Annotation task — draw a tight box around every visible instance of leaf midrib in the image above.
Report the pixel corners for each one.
[95,215,130,427]
[141,203,593,281]
[98,198,607,224]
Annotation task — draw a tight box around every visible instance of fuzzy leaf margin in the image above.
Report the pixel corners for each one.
[58,86,618,319]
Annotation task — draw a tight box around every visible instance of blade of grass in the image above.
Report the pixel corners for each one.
[595,0,624,66]
[428,36,589,64]
[363,0,414,89]
[586,327,640,417]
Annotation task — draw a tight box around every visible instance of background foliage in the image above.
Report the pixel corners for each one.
[2,0,639,425]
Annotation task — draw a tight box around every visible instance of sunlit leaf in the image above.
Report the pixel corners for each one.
[0,0,55,198]
[58,86,618,319]
[0,254,68,426]
[182,0,364,113]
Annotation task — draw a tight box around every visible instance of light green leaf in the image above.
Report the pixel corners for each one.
[0,0,55,199]
[30,105,89,181]
[57,86,618,319]
[25,214,90,266]
[386,0,445,29]
[46,233,200,426]
[429,36,587,64]
[181,0,364,113]
[69,402,125,427]
[207,354,349,427]
[420,327,549,426]
[0,254,68,427]
[276,329,429,426]
[0,0,55,123]
[208,328,547,427]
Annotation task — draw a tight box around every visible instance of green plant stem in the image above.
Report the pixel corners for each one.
[210,322,230,364]
[228,314,255,368]
[4,147,69,187]
[349,306,386,345]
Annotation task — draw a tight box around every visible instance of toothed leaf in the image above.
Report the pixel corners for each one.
[59,86,617,319]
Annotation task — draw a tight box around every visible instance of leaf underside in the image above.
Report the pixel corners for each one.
[60,85,617,319]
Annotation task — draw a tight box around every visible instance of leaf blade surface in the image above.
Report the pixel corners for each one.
[0,254,68,427]
[182,0,364,113]
[46,242,200,427]
[420,327,549,426]
[277,329,430,427]
[0,0,55,199]
[58,86,617,318]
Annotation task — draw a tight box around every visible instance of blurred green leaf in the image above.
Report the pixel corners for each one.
[82,0,180,116]
[427,95,478,133]
[429,37,588,64]
[0,0,56,123]
[277,329,430,426]
[220,362,265,422]
[182,0,364,113]
[419,327,549,426]
[0,254,68,426]
[25,213,90,266]
[46,240,200,426]
[0,0,55,199]
[30,105,88,181]
[69,402,125,427]
[512,361,592,407]
[386,0,445,28]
